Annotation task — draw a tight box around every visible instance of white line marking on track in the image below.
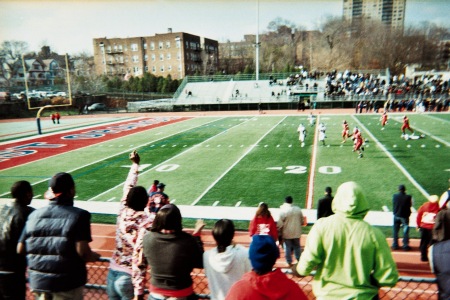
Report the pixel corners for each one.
[191,117,287,206]
[352,115,430,199]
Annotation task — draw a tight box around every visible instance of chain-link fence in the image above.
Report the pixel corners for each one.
[25,257,438,300]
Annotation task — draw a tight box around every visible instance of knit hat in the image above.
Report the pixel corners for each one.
[249,235,279,273]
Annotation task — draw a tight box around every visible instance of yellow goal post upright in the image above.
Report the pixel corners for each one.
[21,54,73,134]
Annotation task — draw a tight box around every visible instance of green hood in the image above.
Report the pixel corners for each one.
[332,181,369,219]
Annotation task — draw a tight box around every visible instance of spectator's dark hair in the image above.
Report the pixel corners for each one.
[325,187,332,194]
[285,196,293,204]
[255,202,271,218]
[11,181,32,205]
[125,186,148,211]
[153,180,159,185]
[213,219,235,253]
[151,204,182,232]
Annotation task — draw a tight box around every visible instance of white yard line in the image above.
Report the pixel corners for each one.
[352,115,430,199]
[89,117,255,201]
[306,117,319,209]
[191,116,287,206]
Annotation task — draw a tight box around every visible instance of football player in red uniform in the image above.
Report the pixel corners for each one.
[341,120,350,143]
[380,112,388,130]
[353,130,364,158]
[401,115,414,137]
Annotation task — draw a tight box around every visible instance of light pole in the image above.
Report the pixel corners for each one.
[255,0,260,81]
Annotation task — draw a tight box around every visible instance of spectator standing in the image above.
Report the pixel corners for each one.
[146,182,170,214]
[17,172,100,300]
[432,193,450,244]
[107,185,153,300]
[392,184,413,250]
[0,181,34,300]
[249,202,278,242]
[429,197,450,299]
[203,219,251,300]
[143,204,205,300]
[317,186,334,219]
[51,113,56,124]
[277,196,304,267]
[416,195,440,261]
[55,112,61,124]
[296,181,398,299]
[225,235,308,300]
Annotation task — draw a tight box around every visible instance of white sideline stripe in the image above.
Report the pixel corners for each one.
[0,198,417,227]
[0,117,207,198]
[390,116,449,147]
[307,116,319,209]
[89,117,252,201]
[191,116,287,206]
[352,115,430,199]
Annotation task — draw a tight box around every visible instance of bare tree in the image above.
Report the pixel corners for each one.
[0,40,29,86]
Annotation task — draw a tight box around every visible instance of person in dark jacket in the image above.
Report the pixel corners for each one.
[392,184,413,250]
[429,197,450,300]
[0,181,34,300]
[17,172,100,300]
[317,186,334,219]
[143,204,205,300]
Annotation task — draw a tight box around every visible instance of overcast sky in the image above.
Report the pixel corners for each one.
[0,0,449,55]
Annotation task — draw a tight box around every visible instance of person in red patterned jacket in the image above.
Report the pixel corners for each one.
[249,202,278,242]
[416,195,440,262]
[108,150,152,300]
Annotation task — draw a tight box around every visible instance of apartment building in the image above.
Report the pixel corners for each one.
[93,30,219,79]
[343,0,406,30]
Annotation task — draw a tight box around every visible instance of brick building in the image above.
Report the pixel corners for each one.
[93,30,219,79]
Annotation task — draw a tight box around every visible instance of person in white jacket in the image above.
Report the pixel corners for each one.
[203,219,251,300]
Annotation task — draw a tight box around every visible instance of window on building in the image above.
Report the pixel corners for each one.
[151,54,155,61]
[167,53,171,60]
[133,67,139,73]
[160,65,164,72]
[106,46,112,53]
[144,43,147,50]
[168,65,172,71]
[131,43,138,51]
[145,66,148,72]
[176,39,181,48]
[118,45,123,52]
[159,42,163,49]
[144,54,148,61]
[160,54,164,61]
[166,41,170,48]
[185,41,189,49]
[152,66,156,72]
[132,55,139,62]
[177,52,181,60]
[178,65,182,71]
[150,42,155,50]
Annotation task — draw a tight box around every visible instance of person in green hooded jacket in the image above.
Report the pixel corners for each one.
[296,181,398,300]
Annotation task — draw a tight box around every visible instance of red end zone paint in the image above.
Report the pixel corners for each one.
[0,117,190,170]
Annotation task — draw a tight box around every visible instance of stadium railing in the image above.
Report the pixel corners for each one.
[25,257,438,299]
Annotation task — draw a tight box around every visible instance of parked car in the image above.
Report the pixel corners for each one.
[88,103,107,111]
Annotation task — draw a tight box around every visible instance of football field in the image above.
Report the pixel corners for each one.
[0,111,449,223]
